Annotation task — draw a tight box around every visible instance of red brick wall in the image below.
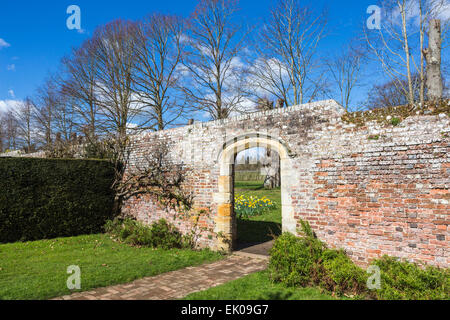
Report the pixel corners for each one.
[123,101,449,268]
[122,166,218,248]
[305,142,449,267]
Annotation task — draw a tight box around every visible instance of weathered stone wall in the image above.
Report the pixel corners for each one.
[123,100,449,268]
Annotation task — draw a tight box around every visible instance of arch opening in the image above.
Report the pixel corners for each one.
[214,134,296,252]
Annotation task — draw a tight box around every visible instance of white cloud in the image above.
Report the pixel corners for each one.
[0,38,10,49]
[179,33,191,44]
[243,56,290,98]
[0,100,23,114]
[6,64,16,71]
[437,1,450,20]
[174,63,190,78]
[387,0,450,26]
[8,90,15,98]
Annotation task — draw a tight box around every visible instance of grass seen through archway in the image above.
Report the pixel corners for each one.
[235,180,282,244]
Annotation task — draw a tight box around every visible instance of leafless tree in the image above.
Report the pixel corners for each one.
[325,43,366,112]
[133,14,186,130]
[367,75,422,109]
[2,110,19,151]
[365,0,449,105]
[0,114,4,153]
[53,94,77,142]
[181,0,247,120]
[88,20,148,142]
[86,20,158,214]
[247,0,328,106]
[115,140,193,211]
[61,40,100,141]
[14,98,36,153]
[34,76,60,147]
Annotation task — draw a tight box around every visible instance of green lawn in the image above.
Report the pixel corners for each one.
[207,183,339,301]
[184,271,340,300]
[0,234,223,300]
[235,180,282,243]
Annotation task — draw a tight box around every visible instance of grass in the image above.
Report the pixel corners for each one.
[184,271,340,300]
[212,180,342,300]
[235,180,282,244]
[0,233,223,300]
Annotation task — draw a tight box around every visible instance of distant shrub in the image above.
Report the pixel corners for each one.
[105,218,187,249]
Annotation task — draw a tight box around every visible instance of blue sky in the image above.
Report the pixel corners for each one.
[0,0,381,108]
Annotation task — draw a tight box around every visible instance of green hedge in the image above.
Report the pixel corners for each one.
[0,157,116,243]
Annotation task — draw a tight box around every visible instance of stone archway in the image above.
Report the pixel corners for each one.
[214,133,296,252]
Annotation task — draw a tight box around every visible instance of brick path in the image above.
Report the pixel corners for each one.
[53,254,267,300]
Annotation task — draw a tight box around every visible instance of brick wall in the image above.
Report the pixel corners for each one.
[308,142,448,266]
[123,100,449,268]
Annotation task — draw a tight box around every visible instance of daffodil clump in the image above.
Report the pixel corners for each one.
[234,194,275,219]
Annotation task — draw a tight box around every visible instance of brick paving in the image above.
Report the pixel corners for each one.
[53,254,268,300]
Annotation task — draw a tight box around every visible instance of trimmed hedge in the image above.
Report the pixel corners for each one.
[0,157,116,243]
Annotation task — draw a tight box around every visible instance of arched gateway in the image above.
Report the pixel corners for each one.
[214,133,296,251]
[124,100,449,268]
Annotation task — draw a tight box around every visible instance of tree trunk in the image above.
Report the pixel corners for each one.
[424,19,443,101]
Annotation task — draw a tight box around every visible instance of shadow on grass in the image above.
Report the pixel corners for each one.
[255,289,295,300]
[236,219,281,244]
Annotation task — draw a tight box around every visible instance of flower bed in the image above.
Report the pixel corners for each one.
[234,194,275,219]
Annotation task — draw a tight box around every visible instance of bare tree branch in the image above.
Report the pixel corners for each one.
[132,14,186,130]
[180,0,248,120]
[246,0,328,106]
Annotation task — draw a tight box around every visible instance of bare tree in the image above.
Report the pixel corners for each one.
[181,0,247,120]
[3,110,19,151]
[53,94,77,142]
[14,98,36,153]
[367,75,422,109]
[0,114,4,153]
[325,43,366,112]
[88,20,148,141]
[34,76,60,148]
[87,20,156,214]
[115,140,193,211]
[61,40,100,141]
[0,114,3,153]
[133,14,186,130]
[365,0,449,105]
[247,0,328,106]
